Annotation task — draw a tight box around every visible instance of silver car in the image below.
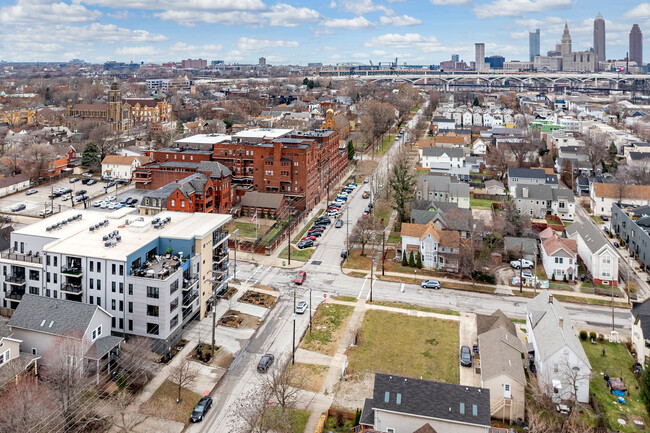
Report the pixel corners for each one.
[295,301,308,314]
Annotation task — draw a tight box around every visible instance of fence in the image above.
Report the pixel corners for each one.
[229,208,308,256]
[471,193,507,202]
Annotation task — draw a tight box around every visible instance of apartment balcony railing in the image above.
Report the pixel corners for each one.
[5,292,24,301]
[182,274,199,291]
[182,289,198,308]
[213,230,229,246]
[61,265,82,276]
[61,283,82,294]
[1,250,42,264]
[6,275,26,285]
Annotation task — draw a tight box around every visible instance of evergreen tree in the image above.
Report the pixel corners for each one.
[302,77,309,85]
[641,365,650,415]
[416,252,423,269]
[175,120,184,135]
[402,252,408,266]
[473,96,480,107]
[347,140,355,160]
[408,251,416,267]
[389,154,415,223]
[81,142,100,169]
[608,142,618,159]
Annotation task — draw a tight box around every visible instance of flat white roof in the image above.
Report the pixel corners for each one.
[233,128,293,139]
[17,209,230,262]
[176,134,232,145]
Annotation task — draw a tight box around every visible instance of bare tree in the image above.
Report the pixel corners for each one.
[88,124,117,161]
[486,146,510,181]
[0,377,61,432]
[120,336,157,391]
[350,215,381,256]
[261,358,304,410]
[22,142,55,181]
[168,357,199,403]
[556,355,591,408]
[581,132,609,174]
[230,385,289,433]
[110,390,149,433]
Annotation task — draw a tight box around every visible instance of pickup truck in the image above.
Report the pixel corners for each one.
[510,259,534,269]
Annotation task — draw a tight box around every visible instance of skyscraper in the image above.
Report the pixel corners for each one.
[529,29,540,62]
[630,24,643,67]
[594,12,606,67]
[561,22,572,57]
[475,43,485,71]
[451,54,459,63]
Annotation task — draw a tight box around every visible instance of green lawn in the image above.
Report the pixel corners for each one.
[370,300,460,316]
[295,210,325,241]
[278,245,314,262]
[470,197,494,209]
[387,232,401,244]
[342,249,374,270]
[347,310,460,383]
[140,380,202,424]
[582,341,648,432]
[300,304,355,356]
[374,200,393,227]
[592,215,604,225]
[333,296,358,302]
[227,221,263,239]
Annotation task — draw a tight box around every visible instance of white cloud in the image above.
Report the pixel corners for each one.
[237,37,299,51]
[2,23,168,45]
[262,4,320,27]
[115,46,159,56]
[379,15,421,26]
[624,3,650,20]
[169,42,223,57]
[0,0,100,25]
[335,0,389,15]
[365,33,444,52]
[431,0,471,5]
[77,0,266,11]
[155,10,264,26]
[324,16,374,29]
[474,0,572,19]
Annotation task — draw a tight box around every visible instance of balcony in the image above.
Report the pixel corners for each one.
[6,275,26,286]
[5,291,25,301]
[1,250,42,264]
[213,230,229,246]
[182,289,198,309]
[61,265,82,276]
[213,250,229,265]
[61,283,82,294]
[130,255,188,280]
[182,274,199,291]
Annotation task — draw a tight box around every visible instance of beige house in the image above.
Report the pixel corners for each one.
[631,300,650,366]
[0,320,40,389]
[101,155,149,180]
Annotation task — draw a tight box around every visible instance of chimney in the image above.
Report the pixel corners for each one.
[559,317,563,328]
[548,294,554,303]
[523,187,529,198]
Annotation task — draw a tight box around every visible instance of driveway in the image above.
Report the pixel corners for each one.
[459,312,481,387]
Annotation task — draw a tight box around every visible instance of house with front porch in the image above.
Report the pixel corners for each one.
[540,235,578,281]
[400,221,460,272]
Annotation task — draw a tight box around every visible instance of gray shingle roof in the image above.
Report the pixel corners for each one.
[503,236,538,256]
[632,300,650,342]
[422,147,464,158]
[508,167,546,179]
[565,221,609,254]
[552,188,575,202]
[197,161,231,178]
[0,320,11,338]
[359,398,375,426]
[526,290,591,367]
[476,309,517,336]
[515,185,553,200]
[86,335,123,360]
[8,294,106,338]
[478,327,526,385]
[367,373,490,427]
[240,191,285,209]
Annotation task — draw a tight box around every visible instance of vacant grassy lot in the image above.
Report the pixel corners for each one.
[300,303,355,356]
[226,220,270,239]
[470,197,494,210]
[370,300,460,316]
[342,249,373,270]
[286,363,329,393]
[333,296,358,302]
[347,310,460,383]
[387,231,401,244]
[278,245,314,262]
[583,341,648,432]
[141,379,202,424]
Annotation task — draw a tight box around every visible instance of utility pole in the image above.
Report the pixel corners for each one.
[292,287,296,365]
[381,231,386,276]
[287,201,292,265]
[346,204,349,251]
[370,257,374,303]
[309,288,312,336]
[232,229,239,281]
[211,271,228,356]
[519,243,523,294]
[533,248,538,296]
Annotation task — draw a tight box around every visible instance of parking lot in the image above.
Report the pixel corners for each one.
[0,175,135,218]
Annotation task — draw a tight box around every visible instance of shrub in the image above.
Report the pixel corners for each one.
[579,330,588,340]
[597,334,605,343]
[589,331,597,340]
[401,253,408,266]
[551,274,556,281]
[563,274,568,283]
[408,251,416,267]
[416,252,423,269]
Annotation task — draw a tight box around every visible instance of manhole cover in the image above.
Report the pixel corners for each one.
[311,261,322,266]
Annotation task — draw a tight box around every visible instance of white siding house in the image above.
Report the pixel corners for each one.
[565,222,618,286]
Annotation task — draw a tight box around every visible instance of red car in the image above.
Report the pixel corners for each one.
[302,235,317,241]
[295,271,306,285]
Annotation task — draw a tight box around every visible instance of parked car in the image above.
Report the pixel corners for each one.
[297,240,313,249]
[296,301,308,314]
[25,189,37,195]
[39,208,53,217]
[614,241,620,248]
[87,179,98,186]
[340,249,348,258]
[61,194,72,201]
[105,181,116,188]
[363,177,369,183]
[460,346,472,367]
[69,177,79,183]
[521,271,534,280]
[420,279,441,289]
[257,353,275,372]
[190,396,213,423]
[93,201,103,207]
[295,271,307,285]
[106,196,116,202]
[326,210,340,217]
[335,219,344,228]
[302,235,317,242]
[602,216,609,222]
[362,191,370,199]
[76,195,89,202]
[510,259,533,269]
[75,189,87,196]
[82,172,93,178]
[307,231,322,238]
[11,203,26,212]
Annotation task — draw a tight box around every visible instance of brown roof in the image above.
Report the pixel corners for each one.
[539,227,554,240]
[593,182,650,200]
[413,424,438,433]
[0,173,29,189]
[435,136,466,146]
[438,229,460,248]
[401,222,427,238]
[101,155,146,166]
[71,103,106,111]
[401,221,460,248]
[240,191,286,209]
[542,235,577,256]
[122,98,158,108]
[477,309,517,336]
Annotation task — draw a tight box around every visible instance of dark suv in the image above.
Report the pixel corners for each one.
[257,353,275,372]
[190,396,213,422]
[460,346,472,367]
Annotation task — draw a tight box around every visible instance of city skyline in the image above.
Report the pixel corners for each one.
[0,1,648,65]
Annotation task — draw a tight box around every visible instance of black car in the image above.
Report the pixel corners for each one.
[75,189,87,196]
[82,178,91,185]
[316,217,331,224]
[105,181,116,188]
[87,179,98,186]
[257,353,275,372]
[190,396,213,422]
[460,346,472,367]
[48,192,61,199]
[297,240,313,249]
[307,231,322,238]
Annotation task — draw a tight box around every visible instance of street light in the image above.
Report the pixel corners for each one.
[231,229,239,281]
[309,288,312,336]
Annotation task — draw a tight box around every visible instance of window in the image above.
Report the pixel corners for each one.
[602,256,611,265]
[89,279,94,289]
[53,256,57,266]
[53,274,57,284]
[119,318,123,329]
[128,301,133,313]
[112,264,116,275]
[46,256,51,266]
[459,402,465,414]
[128,284,133,295]
[53,291,57,299]
[31,348,37,355]
[112,317,116,327]
[29,286,38,295]
[112,281,116,292]
[472,404,478,416]
[147,305,159,317]
[119,282,123,294]
[170,280,178,294]
[396,393,401,405]
[97,279,101,290]
[554,257,564,264]
[147,323,159,335]
[89,261,94,272]
[170,298,178,312]
[171,199,175,207]
[90,295,94,304]
[554,363,559,373]
[46,272,50,283]
[97,297,101,306]
[29,270,39,281]
[170,315,179,329]
[147,286,159,298]
[112,299,116,310]
[97,262,101,272]
[128,320,133,331]
[384,391,390,403]
[387,429,395,433]
[119,300,123,312]
[119,265,124,276]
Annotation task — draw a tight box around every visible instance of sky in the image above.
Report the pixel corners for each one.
[0,0,649,65]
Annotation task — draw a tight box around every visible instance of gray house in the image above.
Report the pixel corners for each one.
[8,294,122,381]
[611,203,650,270]
[513,185,575,221]
[410,202,474,238]
[508,167,558,192]
[360,373,491,433]
[416,175,470,209]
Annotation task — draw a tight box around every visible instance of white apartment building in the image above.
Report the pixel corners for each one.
[0,209,230,353]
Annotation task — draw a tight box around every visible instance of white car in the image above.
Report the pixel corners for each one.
[295,301,308,314]
[326,210,340,217]
[106,196,116,202]
[108,203,116,209]
[510,259,534,269]
[100,202,108,209]
[38,208,53,217]
[61,194,72,201]
[93,200,102,207]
